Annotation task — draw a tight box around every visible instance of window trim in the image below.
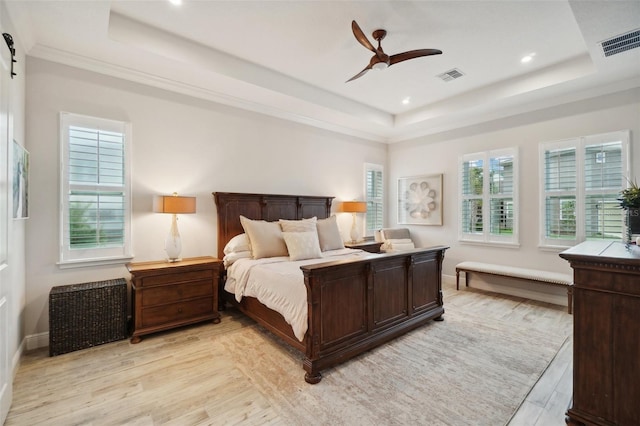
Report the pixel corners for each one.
[364,163,384,237]
[58,112,133,267]
[538,130,630,249]
[458,147,519,246]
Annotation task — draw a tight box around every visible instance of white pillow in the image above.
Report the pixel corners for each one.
[279,217,317,232]
[240,215,289,259]
[316,215,345,251]
[282,231,322,261]
[223,233,250,255]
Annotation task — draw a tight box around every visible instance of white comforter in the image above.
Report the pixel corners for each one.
[225,248,368,341]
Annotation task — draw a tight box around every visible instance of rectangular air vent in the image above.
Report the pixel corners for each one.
[437,68,464,82]
[600,28,640,57]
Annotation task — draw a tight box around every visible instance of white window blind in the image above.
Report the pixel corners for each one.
[60,113,132,266]
[365,163,383,236]
[539,131,629,248]
[459,148,518,244]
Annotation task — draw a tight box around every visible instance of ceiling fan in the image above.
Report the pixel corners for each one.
[347,20,442,82]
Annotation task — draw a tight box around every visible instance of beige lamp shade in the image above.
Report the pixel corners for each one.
[153,193,196,214]
[339,201,367,213]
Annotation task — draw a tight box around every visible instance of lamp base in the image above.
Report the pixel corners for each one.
[165,214,183,262]
[165,257,182,263]
[350,213,360,244]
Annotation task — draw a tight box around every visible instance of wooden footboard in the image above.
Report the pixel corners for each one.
[300,246,446,383]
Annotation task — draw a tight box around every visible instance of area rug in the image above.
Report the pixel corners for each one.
[221,308,569,426]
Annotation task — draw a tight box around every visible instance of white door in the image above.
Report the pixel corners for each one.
[0,28,13,424]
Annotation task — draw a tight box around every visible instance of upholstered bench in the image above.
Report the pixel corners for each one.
[455,261,574,314]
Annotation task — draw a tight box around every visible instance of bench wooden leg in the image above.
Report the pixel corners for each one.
[567,286,573,315]
[456,269,460,290]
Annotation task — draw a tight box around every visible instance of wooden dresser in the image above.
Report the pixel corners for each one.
[559,241,640,426]
[127,256,222,343]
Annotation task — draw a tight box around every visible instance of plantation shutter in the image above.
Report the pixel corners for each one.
[543,144,577,242]
[68,126,125,248]
[489,154,515,236]
[365,164,383,235]
[460,155,484,235]
[583,138,624,240]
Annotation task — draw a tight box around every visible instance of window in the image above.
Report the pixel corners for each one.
[459,148,518,245]
[364,163,383,236]
[59,113,132,266]
[539,130,629,248]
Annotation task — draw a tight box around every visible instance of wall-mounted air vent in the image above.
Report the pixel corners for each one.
[600,28,640,57]
[437,68,464,82]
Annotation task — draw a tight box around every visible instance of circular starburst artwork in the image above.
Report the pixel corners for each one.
[398,175,442,225]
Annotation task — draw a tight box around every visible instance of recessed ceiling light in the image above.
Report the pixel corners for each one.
[168,0,182,5]
[402,97,411,105]
[521,52,536,63]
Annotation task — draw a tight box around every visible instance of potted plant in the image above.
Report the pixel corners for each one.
[618,178,640,241]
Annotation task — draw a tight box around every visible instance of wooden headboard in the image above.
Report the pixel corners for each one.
[213,192,334,259]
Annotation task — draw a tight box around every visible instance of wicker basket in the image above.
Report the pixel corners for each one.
[49,278,128,356]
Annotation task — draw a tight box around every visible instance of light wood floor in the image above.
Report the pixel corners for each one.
[6,283,573,425]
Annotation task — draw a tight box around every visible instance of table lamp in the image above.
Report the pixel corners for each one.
[340,201,367,243]
[153,192,196,262]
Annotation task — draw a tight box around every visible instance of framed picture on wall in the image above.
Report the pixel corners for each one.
[12,140,29,219]
[398,174,443,226]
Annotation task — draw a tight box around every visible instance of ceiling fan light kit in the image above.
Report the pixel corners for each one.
[347,20,442,82]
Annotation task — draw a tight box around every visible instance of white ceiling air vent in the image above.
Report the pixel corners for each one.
[437,68,464,82]
[599,28,640,57]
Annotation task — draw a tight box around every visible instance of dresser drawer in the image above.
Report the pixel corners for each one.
[142,280,213,307]
[141,297,214,328]
[139,269,213,287]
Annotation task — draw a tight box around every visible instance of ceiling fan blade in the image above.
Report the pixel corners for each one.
[389,49,442,65]
[346,65,372,82]
[351,20,376,53]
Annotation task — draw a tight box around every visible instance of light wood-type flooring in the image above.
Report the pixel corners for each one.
[6,283,573,425]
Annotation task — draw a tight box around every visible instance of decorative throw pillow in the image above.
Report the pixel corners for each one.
[279,217,317,232]
[239,215,288,259]
[223,233,250,255]
[282,231,322,261]
[316,215,345,251]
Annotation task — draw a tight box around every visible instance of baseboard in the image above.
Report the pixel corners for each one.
[25,332,49,351]
[442,273,567,307]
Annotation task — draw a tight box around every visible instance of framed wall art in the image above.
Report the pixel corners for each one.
[12,140,29,219]
[398,174,442,225]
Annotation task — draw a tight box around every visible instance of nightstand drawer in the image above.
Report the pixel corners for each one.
[139,269,213,287]
[141,297,213,328]
[141,280,213,307]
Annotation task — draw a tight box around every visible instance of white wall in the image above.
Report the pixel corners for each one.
[389,89,640,302]
[24,57,386,341]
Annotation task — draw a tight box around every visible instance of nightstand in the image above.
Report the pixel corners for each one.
[344,240,383,253]
[127,256,222,343]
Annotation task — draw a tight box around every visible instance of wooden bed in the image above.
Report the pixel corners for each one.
[214,191,448,383]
